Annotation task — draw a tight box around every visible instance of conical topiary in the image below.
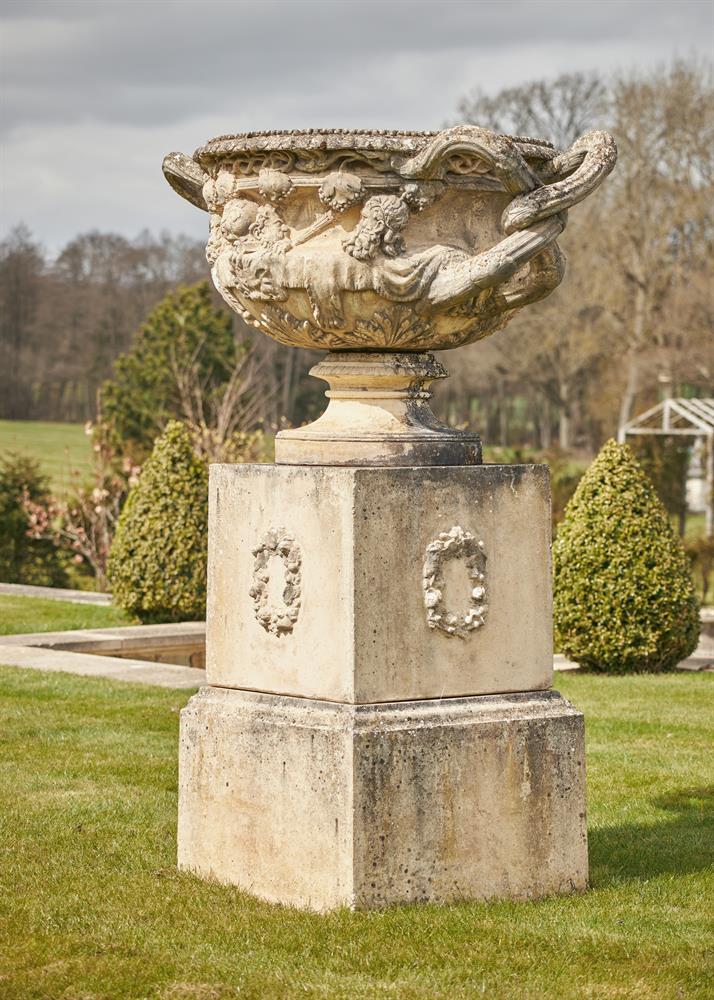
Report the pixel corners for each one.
[108,421,208,623]
[553,439,699,673]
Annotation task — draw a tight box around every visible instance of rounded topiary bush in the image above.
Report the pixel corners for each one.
[553,439,699,673]
[108,421,208,623]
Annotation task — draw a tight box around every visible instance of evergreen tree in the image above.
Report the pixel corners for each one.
[100,281,237,461]
[108,422,208,623]
[553,439,699,672]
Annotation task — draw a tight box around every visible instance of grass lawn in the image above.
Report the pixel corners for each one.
[0,669,711,999]
[0,594,131,635]
[0,419,92,493]
[682,512,707,539]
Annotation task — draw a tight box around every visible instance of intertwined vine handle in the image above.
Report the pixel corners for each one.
[396,126,617,305]
[398,125,617,228]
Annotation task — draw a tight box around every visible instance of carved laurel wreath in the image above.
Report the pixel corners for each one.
[249,528,302,636]
[422,526,487,639]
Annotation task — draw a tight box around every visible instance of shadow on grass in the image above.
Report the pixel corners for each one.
[589,785,714,886]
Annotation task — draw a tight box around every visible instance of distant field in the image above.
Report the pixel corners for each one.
[0,420,92,492]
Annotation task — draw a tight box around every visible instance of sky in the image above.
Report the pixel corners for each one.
[1,0,712,252]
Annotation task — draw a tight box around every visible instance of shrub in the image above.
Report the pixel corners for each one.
[56,430,141,592]
[0,452,67,587]
[553,439,700,673]
[99,281,239,462]
[108,422,208,623]
[686,535,714,605]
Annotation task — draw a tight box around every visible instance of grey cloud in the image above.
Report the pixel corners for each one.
[2,1,710,133]
[0,0,711,248]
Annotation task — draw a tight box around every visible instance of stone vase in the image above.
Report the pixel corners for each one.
[163,124,616,910]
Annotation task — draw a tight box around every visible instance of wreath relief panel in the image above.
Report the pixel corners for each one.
[422,526,487,638]
[249,528,302,636]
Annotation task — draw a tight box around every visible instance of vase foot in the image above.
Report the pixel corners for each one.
[275,351,481,467]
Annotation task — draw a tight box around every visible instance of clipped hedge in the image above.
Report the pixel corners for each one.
[108,422,207,623]
[553,439,699,673]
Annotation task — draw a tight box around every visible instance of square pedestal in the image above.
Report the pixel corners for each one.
[206,463,552,703]
[178,686,588,911]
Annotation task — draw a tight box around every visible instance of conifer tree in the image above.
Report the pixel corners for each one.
[553,439,699,672]
[108,421,207,622]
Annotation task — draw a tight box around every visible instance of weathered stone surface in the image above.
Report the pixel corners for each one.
[163,126,617,354]
[275,351,482,467]
[206,462,552,702]
[164,122,613,911]
[178,686,587,911]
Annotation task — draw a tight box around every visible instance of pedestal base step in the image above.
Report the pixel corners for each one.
[178,687,588,911]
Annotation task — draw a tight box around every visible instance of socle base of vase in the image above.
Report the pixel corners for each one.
[178,687,588,911]
[275,352,481,467]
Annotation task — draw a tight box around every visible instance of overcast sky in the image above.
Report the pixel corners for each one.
[1,0,712,252]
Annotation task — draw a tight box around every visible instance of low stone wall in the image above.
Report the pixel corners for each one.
[0,582,112,606]
[1,623,206,669]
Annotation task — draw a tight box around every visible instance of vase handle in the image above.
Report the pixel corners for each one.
[397,125,617,235]
[397,125,541,197]
[502,130,617,234]
[396,126,616,311]
[162,152,209,211]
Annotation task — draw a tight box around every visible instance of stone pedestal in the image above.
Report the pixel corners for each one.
[164,123,614,912]
[179,687,587,911]
[178,462,589,909]
[275,353,482,467]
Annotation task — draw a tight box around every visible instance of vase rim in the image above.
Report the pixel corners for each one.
[194,127,557,164]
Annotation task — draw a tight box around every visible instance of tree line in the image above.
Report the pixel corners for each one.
[0,59,711,449]
[0,225,323,430]
[446,59,713,451]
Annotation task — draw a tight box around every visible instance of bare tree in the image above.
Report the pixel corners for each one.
[603,60,714,431]
[446,59,713,450]
[457,71,608,148]
[0,225,45,418]
[169,336,273,463]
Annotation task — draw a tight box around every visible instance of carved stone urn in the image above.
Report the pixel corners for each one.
[164,126,616,463]
[165,125,616,912]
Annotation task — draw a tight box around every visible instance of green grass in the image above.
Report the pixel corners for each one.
[0,419,92,493]
[682,512,707,539]
[0,594,131,635]
[0,669,711,999]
